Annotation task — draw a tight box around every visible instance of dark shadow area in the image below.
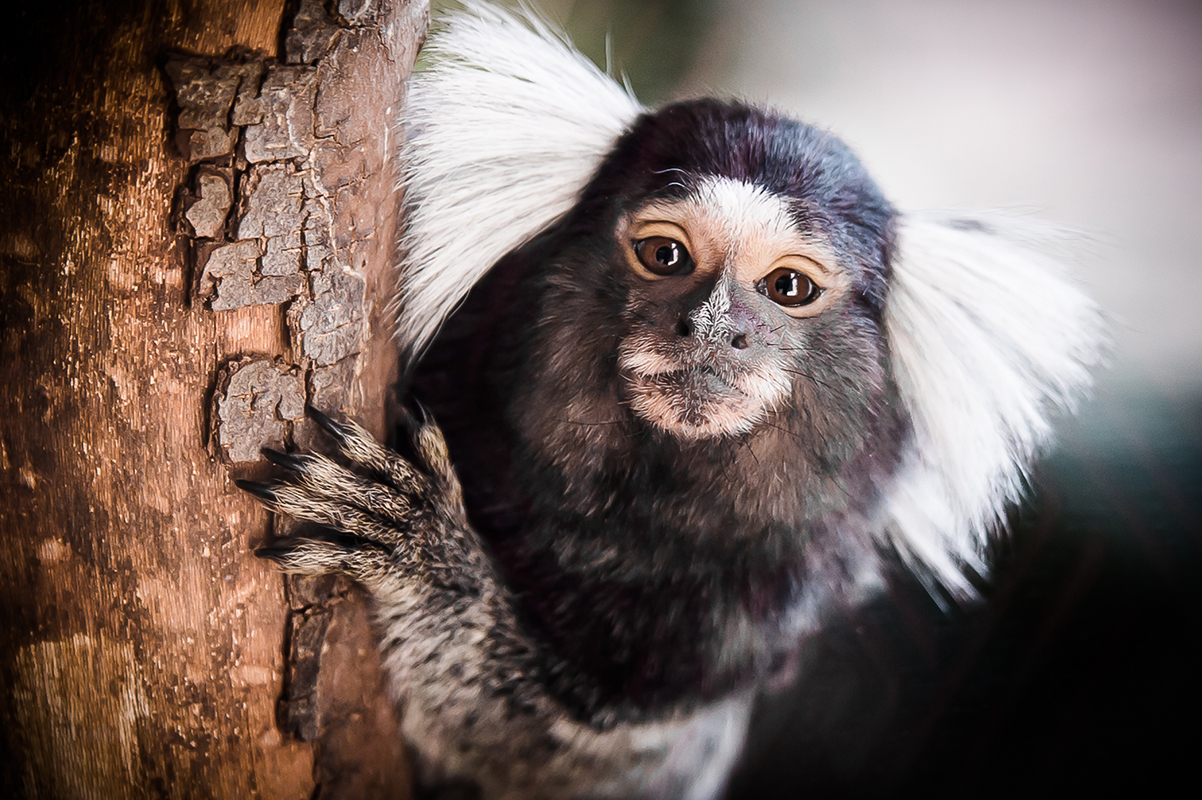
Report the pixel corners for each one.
[729,380,1202,797]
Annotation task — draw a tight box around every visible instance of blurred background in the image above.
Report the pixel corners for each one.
[439,1,1202,795]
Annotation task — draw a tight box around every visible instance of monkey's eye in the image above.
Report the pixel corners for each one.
[634,237,693,276]
[758,267,821,307]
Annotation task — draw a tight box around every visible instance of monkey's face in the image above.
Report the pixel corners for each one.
[515,101,899,506]
[614,177,854,440]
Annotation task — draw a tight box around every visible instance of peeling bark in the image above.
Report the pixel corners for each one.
[213,358,306,464]
[0,0,428,797]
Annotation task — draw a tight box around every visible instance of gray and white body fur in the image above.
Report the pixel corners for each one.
[243,5,1107,799]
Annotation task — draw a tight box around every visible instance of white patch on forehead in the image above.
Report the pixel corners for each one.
[690,176,796,243]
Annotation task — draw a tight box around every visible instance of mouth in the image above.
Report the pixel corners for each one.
[623,363,764,439]
[641,365,736,395]
[616,334,792,439]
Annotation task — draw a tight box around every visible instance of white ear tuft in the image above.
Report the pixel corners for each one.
[883,212,1107,598]
[395,2,643,360]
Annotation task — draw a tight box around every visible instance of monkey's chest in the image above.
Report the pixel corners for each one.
[488,524,801,719]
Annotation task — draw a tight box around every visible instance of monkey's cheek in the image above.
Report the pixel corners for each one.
[624,372,768,440]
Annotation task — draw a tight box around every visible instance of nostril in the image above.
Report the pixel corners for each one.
[675,318,692,338]
[731,333,749,350]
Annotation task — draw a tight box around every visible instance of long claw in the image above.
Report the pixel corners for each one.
[236,479,279,503]
[407,396,431,426]
[254,545,292,561]
[261,447,307,471]
[308,406,348,445]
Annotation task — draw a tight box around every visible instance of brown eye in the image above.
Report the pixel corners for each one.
[758,267,821,307]
[634,236,693,276]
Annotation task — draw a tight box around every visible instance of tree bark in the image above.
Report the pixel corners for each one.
[0,1,426,797]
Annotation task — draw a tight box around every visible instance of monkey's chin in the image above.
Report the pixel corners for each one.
[624,368,767,440]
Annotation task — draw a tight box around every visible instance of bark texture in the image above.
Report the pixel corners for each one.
[0,0,427,797]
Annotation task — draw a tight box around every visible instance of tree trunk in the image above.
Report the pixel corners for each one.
[0,1,427,797]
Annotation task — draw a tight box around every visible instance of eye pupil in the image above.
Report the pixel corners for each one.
[656,244,677,266]
[774,272,798,297]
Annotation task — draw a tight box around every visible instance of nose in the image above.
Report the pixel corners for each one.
[676,316,750,349]
[676,280,754,350]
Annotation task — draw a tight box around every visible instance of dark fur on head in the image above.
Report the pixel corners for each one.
[411,99,908,720]
[572,100,896,308]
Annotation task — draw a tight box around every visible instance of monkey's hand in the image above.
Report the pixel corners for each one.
[240,407,476,587]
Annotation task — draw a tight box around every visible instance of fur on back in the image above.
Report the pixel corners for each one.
[397,4,1106,598]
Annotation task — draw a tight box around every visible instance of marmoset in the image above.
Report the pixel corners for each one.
[241,4,1106,799]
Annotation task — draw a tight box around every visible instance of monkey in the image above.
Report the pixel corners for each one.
[238,5,1107,799]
